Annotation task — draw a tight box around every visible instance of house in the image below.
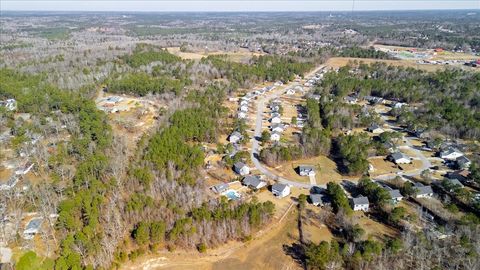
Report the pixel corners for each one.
[415,184,434,198]
[240,100,249,106]
[391,102,407,109]
[15,162,34,175]
[444,178,464,191]
[351,196,369,211]
[286,89,295,95]
[383,141,396,152]
[271,112,281,118]
[212,183,229,193]
[309,94,321,101]
[229,131,243,144]
[446,171,469,183]
[239,105,249,112]
[233,162,250,176]
[367,124,384,134]
[271,123,285,133]
[310,194,330,207]
[364,96,384,104]
[271,105,280,113]
[238,111,247,119]
[388,189,403,204]
[272,183,291,198]
[456,156,471,169]
[440,147,463,160]
[270,116,282,124]
[298,165,315,176]
[344,96,358,104]
[389,152,411,164]
[242,175,267,190]
[0,99,17,111]
[270,131,281,141]
[23,218,43,240]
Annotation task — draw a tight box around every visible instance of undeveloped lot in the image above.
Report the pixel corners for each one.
[167,47,264,63]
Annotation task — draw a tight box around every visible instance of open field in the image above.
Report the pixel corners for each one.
[167,47,264,62]
[354,212,399,241]
[324,57,475,72]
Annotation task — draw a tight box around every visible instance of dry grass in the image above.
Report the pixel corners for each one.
[166,47,264,63]
[326,57,450,72]
[271,155,344,185]
[368,157,400,176]
[354,212,399,240]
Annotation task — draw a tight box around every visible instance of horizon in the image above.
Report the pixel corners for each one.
[3,0,480,12]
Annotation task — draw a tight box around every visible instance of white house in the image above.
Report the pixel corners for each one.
[456,156,471,169]
[271,124,285,133]
[239,105,249,112]
[440,147,464,160]
[229,131,243,144]
[0,99,17,111]
[270,131,281,141]
[286,89,295,95]
[298,165,315,176]
[389,152,411,164]
[271,116,282,124]
[310,194,330,207]
[344,96,358,104]
[367,124,384,134]
[233,162,250,176]
[238,111,247,119]
[272,183,290,198]
[388,189,403,204]
[351,196,369,211]
[23,218,43,240]
[415,185,434,198]
[240,100,249,106]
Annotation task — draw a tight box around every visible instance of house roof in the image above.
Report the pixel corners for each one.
[243,175,263,188]
[234,162,246,170]
[368,124,382,130]
[299,165,314,172]
[441,147,462,156]
[391,152,409,161]
[352,196,369,205]
[230,131,242,139]
[456,156,470,165]
[389,190,403,199]
[272,183,288,193]
[446,178,464,187]
[213,183,229,193]
[310,194,328,204]
[24,218,43,233]
[416,185,433,195]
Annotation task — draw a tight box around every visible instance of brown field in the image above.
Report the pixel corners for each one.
[271,155,344,185]
[167,47,264,63]
[325,57,464,72]
[368,157,400,176]
[354,212,399,240]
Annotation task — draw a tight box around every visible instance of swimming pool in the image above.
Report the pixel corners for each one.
[223,189,241,201]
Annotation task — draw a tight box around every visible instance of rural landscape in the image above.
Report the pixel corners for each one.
[0,5,480,270]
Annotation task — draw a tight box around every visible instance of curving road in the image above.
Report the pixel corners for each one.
[248,65,434,189]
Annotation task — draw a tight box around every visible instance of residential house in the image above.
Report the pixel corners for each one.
[238,111,247,119]
[229,131,243,144]
[367,124,384,134]
[271,116,282,124]
[414,184,434,198]
[456,156,471,169]
[392,102,407,109]
[388,189,403,204]
[351,196,370,211]
[233,162,250,176]
[242,175,267,190]
[272,183,291,198]
[23,218,43,240]
[444,178,464,191]
[310,194,330,207]
[0,99,17,111]
[389,152,411,164]
[440,147,464,160]
[383,141,396,152]
[298,165,315,176]
[270,131,281,141]
[239,105,249,112]
[271,123,285,133]
[212,183,229,194]
[240,100,249,106]
[286,89,295,95]
[344,96,358,104]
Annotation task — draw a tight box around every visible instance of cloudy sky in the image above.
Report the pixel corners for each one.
[2,0,479,12]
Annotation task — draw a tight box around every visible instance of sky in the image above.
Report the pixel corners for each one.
[2,0,480,12]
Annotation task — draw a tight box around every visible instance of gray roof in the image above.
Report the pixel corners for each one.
[234,162,246,170]
[25,218,42,232]
[416,185,433,195]
[389,190,403,199]
[272,183,288,192]
[230,131,242,139]
[391,152,409,161]
[446,178,464,187]
[213,183,229,193]
[299,165,314,172]
[243,175,262,188]
[456,156,471,166]
[352,196,369,205]
[310,194,329,204]
[441,147,462,156]
[368,124,382,130]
